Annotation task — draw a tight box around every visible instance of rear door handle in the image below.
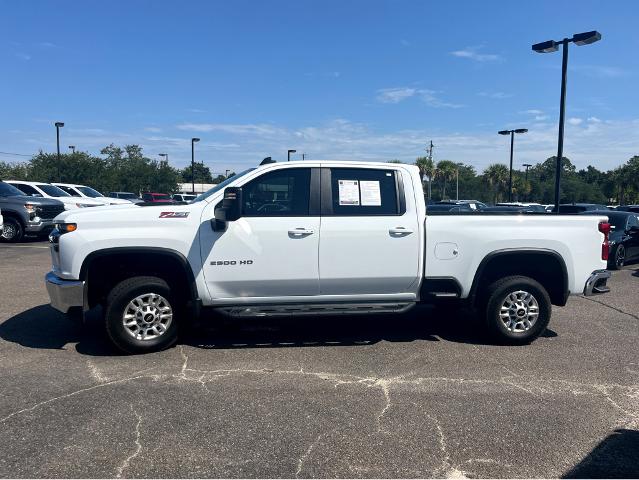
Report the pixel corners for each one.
[288,228,314,237]
[389,227,414,236]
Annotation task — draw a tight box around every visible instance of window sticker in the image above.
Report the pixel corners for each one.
[338,180,360,205]
[360,180,382,206]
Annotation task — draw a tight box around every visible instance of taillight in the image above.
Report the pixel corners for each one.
[598,222,610,261]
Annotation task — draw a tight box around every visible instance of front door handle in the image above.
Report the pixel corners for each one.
[288,228,314,237]
[389,227,414,236]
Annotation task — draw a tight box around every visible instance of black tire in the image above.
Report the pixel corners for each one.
[483,275,551,345]
[0,217,24,243]
[105,276,180,354]
[610,244,625,270]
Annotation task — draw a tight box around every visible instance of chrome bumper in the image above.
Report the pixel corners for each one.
[45,272,85,313]
[583,269,611,296]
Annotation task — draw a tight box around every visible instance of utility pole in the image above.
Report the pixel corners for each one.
[425,140,434,200]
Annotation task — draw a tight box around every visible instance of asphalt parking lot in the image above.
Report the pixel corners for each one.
[0,241,637,478]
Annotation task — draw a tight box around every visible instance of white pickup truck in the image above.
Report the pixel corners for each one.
[45,160,612,353]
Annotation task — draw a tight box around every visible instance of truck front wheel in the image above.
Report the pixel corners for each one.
[105,276,180,354]
[483,275,551,344]
[0,218,24,243]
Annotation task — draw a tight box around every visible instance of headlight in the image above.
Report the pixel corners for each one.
[76,203,95,208]
[49,223,77,244]
[24,202,36,214]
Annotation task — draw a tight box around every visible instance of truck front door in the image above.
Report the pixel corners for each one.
[200,167,320,300]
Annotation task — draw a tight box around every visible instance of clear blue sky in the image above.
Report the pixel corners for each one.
[1,0,637,173]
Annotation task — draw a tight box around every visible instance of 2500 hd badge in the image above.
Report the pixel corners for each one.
[210,260,254,266]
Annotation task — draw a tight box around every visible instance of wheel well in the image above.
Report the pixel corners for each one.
[471,251,568,306]
[82,250,197,309]
[1,211,25,227]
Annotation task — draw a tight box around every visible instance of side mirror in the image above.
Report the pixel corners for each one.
[212,187,242,231]
[629,225,639,234]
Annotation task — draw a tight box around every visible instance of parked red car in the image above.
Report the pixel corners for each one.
[141,192,175,204]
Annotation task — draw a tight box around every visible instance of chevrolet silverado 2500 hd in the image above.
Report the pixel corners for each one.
[45,161,612,353]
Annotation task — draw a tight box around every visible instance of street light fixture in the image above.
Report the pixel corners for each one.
[287,149,296,162]
[68,145,76,154]
[532,30,601,213]
[523,163,532,182]
[191,138,200,194]
[54,122,64,182]
[498,128,528,202]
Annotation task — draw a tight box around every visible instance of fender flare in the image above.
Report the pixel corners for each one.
[79,246,200,305]
[468,248,569,306]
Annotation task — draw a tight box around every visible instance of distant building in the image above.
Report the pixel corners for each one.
[177,182,217,194]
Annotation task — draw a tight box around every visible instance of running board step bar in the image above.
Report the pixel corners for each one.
[216,302,415,318]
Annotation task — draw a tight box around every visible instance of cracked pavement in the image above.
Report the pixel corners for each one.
[0,243,638,478]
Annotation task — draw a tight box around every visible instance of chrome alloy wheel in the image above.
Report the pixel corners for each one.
[615,245,625,268]
[1,223,16,240]
[122,293,173,341]
[499,290,539,333]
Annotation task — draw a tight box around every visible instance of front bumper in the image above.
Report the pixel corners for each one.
[45,272,85,313]
[25,219,55,235]
[583,269,611,296]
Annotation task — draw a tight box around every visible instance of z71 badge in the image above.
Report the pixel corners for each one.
[159,212,190,218]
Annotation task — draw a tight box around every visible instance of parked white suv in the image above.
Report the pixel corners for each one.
[45,160,612,353]
[53,183,133,206]
[6,180,104,210]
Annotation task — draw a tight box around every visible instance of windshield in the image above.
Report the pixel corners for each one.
[117,192,137,199]
[36,184,71,197]
[193,169,255,202]
[607,214,628,230]
[57,185,81,197]
[78,186,104,197]
[153,194,171,201]
[0,182,25,197]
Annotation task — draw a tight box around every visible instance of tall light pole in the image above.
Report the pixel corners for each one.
[54,122,64,181]
[302,153,306,161]
[532,30,601,213]
[225,169,231,178]
[455,163,463,201]
[68,145,76,154]
[498,128,528,202]
[287,149,296,162]
[191,138,200,194]
[159,153,168,163]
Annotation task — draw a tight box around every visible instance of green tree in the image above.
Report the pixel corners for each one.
[181,161,213,183]
[483,163,509,203]
[415,156,436,200]
[436,160,457,200]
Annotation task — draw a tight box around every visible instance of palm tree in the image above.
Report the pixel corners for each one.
[415,156,436,199]
[436,160,457,199]
[483,163,509,203]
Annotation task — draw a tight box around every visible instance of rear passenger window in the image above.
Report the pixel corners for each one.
[329,168,400,216]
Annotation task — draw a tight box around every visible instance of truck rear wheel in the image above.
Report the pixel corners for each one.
[0,217,24,243]
[483,275,551,344]
[105,276,180,354]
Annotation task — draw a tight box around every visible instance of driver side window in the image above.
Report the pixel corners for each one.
[242,168,310,216]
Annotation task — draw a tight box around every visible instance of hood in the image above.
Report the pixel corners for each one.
[56,196,106,208]
[3,194,66,207]
[54,202,191,224]
[102,197,134,205]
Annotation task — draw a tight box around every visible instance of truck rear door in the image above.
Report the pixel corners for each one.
[318,167,420,295]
